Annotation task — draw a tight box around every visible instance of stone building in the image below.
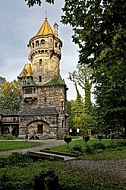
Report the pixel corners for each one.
[18,17,68,139]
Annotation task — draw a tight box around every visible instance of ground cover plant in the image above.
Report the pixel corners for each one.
[0,141,42,152]
[0,152,126,190]
[50,139,126,159]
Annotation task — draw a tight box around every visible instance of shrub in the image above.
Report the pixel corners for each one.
[84,136,90,142]
[71,145,83,155]
[97,135,103,141]
[117,140,126,147]
[91,143,106,151]
[84,145,93,154]
[64,137,72,145]
[0,152,33,168]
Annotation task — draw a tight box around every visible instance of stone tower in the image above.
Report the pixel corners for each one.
[18,18,68,139]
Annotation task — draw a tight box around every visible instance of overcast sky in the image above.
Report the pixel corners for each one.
[0,0,80,100]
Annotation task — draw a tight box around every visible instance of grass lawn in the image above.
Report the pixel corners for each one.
[0,139,126,189]
[50,139,126,160]
[0,141,43,151]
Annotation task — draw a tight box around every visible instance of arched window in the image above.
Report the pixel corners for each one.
[39,76,42,82]
[32,42,34,48]
[55,42,58,47]
[39,59,42,65]
[36,40,39,46]
[41,39,45,44]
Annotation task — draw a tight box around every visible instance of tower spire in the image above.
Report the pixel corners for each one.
[45,10,47,19]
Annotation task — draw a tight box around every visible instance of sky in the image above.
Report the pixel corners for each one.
[0,0,80,100]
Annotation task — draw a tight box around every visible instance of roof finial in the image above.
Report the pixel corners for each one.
[45,10,47,20]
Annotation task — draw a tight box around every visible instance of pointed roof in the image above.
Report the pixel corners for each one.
[18,64,32,78]
[36,17,54,36]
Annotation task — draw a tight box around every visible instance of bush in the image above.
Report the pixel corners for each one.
[117,140,126,147]
[64,137,72,144]
[97,135,103,141]
[0,152,33,168]
[84,145,93,154]
[71,145,83,155]
[91,143,106,151]
[84,136,90,142]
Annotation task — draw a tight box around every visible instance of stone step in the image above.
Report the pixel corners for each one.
[27,150,77,161]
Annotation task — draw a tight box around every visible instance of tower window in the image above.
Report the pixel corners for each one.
[24,87,32,94]
[41,39,45,44]
[36,40,39,46]
[39,76,42,82]
[62,120,64,128]
[32,42,34,48]
[61,101,64,110]
[39,59,42,65]
[55,42,58,47]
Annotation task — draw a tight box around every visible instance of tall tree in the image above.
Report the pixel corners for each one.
[68,63,93,111]
[25,0,126,136]
[0,80,20,113]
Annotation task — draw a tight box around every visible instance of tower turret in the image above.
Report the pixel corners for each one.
[27,18,62,85]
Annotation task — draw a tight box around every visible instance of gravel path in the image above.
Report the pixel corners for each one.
[65,159,126,179]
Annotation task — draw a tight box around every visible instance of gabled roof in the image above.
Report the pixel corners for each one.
[36,17,54,36]
[18,64,32,78]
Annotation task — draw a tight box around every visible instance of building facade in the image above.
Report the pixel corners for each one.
[18,18,68,139]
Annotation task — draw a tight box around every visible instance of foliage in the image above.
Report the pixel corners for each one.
[24,0,54,7]
[0,79,20,112]
[84,136,90,142]
[0,152,33,168]
[0,76,6,94]
[68,63,93,109]
[62,0,126,136]
[64,137,72,145]
[91,142,106,151]
[0,152,126,190]
[71,144,83,155]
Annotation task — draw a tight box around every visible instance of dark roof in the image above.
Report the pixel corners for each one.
[19,107,58,116]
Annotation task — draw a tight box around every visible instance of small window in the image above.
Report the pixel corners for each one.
[39,59,42,65]
[62,120,64,128]
[25,87,32,94]
[61,101,64,110]
[32,42,34,48]
[41,39,45,44]
[36,40,39,46]
[55,42,58,47]
[37,124,43,134]
[39,76,42,82]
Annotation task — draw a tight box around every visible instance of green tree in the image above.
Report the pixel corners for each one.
[0,80,20,113]
[61,0,126,136]
[24,0,53,7]
[26,0,126,136]
[0,76,6,93]
[69,63,93,111]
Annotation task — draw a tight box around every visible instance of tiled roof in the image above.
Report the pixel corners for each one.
[19,107,58,116]
[36,18,54,36]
